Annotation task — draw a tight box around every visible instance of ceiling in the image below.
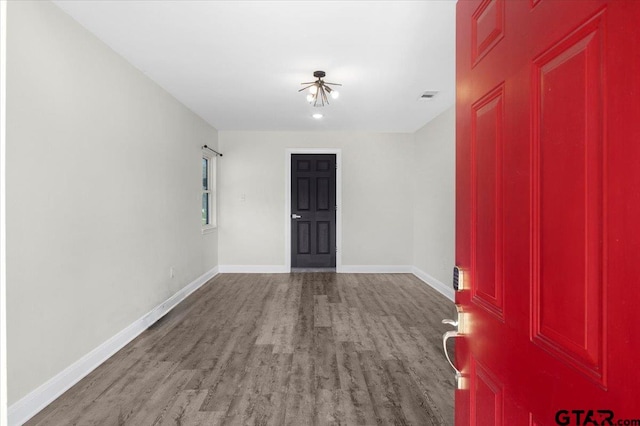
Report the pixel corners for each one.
[53,1,456,132]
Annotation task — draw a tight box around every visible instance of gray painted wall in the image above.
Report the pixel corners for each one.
[413,106,456,287]
[6,0,218,404]
[218,131,415,268]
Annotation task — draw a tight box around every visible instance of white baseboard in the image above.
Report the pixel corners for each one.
[338,265,413,273]
[412,267,455,302]
[8,266,219,426]
[218,265,414,274]
[218,265,288,273]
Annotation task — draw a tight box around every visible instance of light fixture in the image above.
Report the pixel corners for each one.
[299,71,341,107]
[312,113,323,119]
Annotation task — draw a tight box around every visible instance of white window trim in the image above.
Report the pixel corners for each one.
[202,150,217,233]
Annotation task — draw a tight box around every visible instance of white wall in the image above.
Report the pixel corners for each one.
[413,106,455,287]
[6,0,218,405]
[1,1,8,423]
[218,132,414,268]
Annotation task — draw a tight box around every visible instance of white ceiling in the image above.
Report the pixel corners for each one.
[53,1,456,132]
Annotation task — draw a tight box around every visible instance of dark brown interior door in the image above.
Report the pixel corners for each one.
[291,154,336,268]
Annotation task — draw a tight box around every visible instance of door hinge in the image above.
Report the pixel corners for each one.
[335,205,338,210]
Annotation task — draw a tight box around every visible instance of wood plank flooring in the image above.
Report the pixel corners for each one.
[27,273,456,426]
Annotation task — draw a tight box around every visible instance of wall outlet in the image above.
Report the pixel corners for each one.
[169,267,175,278]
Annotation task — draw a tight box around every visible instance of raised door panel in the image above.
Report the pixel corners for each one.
[297,178,311,211]
[316,222,330,254]
[471,359,504,426]
[297,222,311,254]
[531,13,605,384]
[472,84,505,319]
[316,177,330,211]
[316,159,331,171]
[296,159,311,171]
[472,0,504,65]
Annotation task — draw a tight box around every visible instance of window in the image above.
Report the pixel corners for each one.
[202,152,216,231]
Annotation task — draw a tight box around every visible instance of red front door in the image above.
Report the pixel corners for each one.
[455,1,640,424]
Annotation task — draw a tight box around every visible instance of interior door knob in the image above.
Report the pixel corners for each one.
[291,214,302,219]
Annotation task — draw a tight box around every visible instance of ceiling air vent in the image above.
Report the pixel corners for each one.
[419,91,439,100]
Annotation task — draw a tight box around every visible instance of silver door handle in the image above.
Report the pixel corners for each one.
[442,318,458,327]
[291,214,302,219]
[442,318,462,380]
[442,330,462,379]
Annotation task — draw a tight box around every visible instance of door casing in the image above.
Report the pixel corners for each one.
[285,148,342,272]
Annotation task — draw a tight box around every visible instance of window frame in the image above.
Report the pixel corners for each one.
[202,151,216,233]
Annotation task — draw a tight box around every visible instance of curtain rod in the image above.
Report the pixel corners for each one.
[202,145,223,157]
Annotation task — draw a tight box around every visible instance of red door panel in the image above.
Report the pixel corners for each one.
[470,358,504,426]
[531,13,605,384]
[471,0,504,66]
[472,84,505,319]
[456,0,640,424]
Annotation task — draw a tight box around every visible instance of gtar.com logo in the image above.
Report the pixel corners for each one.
[555,410,640,426]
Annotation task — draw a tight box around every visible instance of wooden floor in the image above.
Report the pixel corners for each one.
[28,273,456,426]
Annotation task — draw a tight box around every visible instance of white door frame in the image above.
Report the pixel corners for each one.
[285,149,342,272]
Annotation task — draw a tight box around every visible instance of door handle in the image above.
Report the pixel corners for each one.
[442,330,463,379]
[442,318,458,327]
[291,214,302,219]
[442,318,463,380]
